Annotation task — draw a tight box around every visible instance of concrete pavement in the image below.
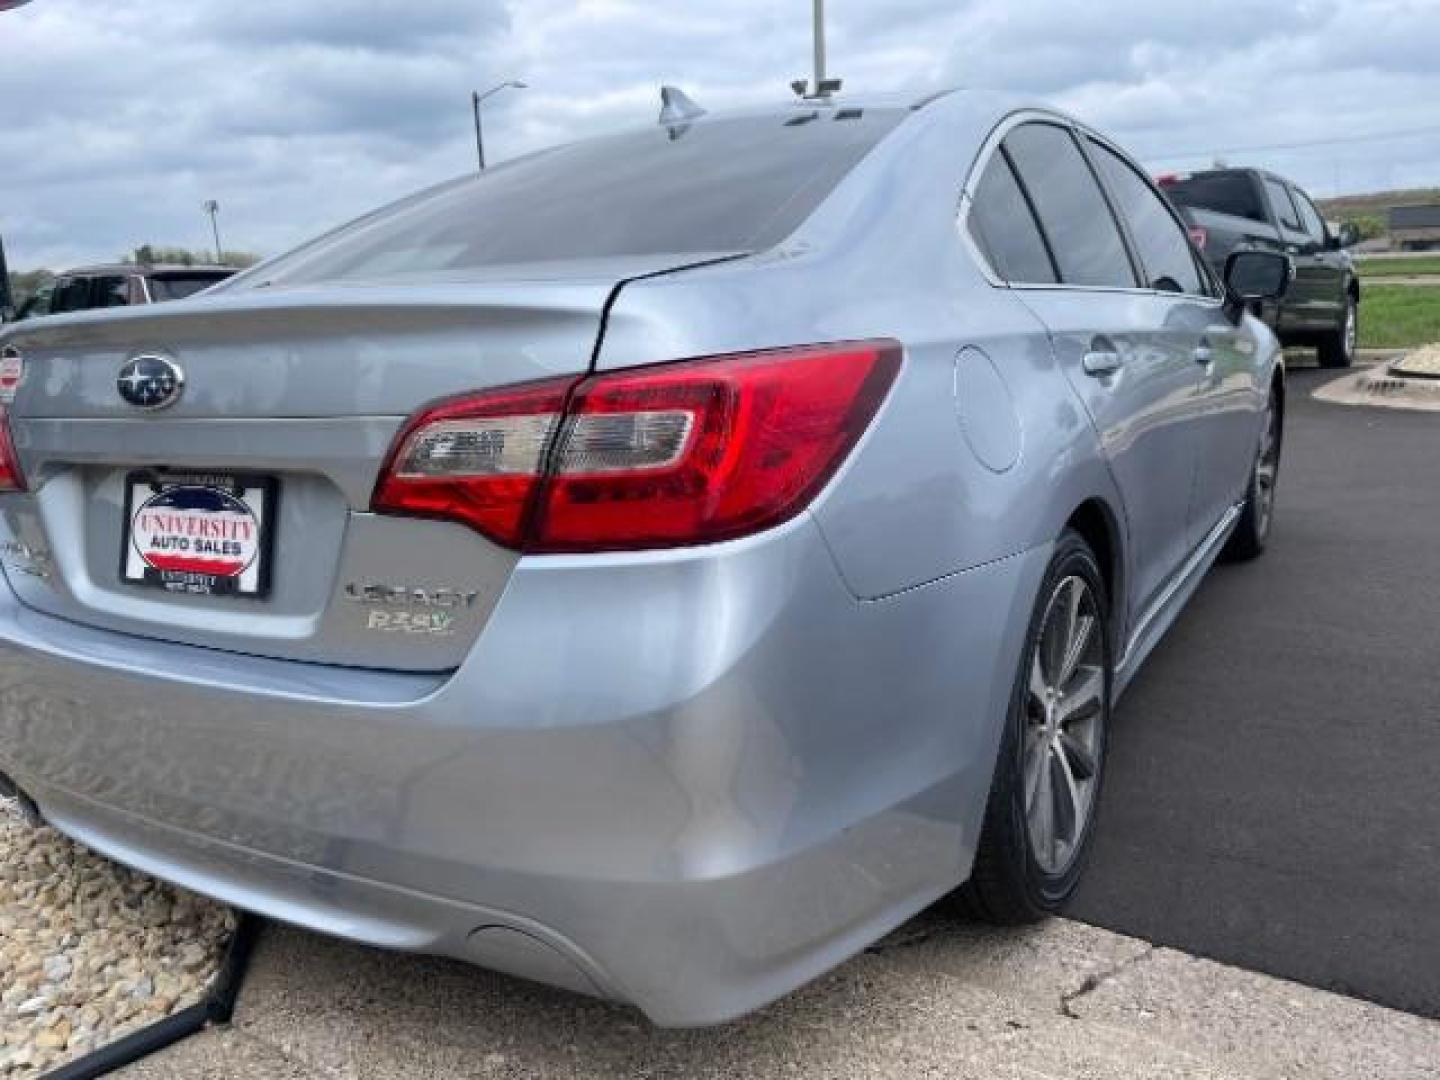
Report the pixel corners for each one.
[120,915,1439,1079]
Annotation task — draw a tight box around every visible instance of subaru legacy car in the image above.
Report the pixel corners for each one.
[0,90,1289,1026]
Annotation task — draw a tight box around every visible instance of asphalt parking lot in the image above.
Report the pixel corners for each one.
[1072,362,1440,1018]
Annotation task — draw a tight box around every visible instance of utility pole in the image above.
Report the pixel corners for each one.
[202,200,223,264]
[471,81,528,171]
[791,0,842,102]
[813,0,827,93]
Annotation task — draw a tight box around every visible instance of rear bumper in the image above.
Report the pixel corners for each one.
[0,516,1044,1025]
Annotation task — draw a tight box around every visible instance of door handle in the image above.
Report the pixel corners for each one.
[1193,342,1214,366]
[1082,349,1122,377]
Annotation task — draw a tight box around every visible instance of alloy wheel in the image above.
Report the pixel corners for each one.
[1023,575,1106,876]
[1344,300,1358,361]
[1254,395,1281,539]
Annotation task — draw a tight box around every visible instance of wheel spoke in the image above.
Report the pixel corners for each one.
[1028,651,1048,708]
[1059,730,1099,781]
[1029,753,1055,862]
[1051,747,1079,850]
[1023,727,1047,810]
[1059,612,1094,688]
[1058,664,1104,723]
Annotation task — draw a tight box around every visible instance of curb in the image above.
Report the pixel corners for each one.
[41,915,262,1080]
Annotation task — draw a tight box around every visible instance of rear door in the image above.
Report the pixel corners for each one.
[1291,186,1348,324]
[1262,176,1329,334]
[1084,137,1248,547]
[987,120,1202,620]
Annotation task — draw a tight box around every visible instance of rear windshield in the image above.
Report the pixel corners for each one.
[147,273,232,301]
[1163,173,1267,223]
[256,109,907,285]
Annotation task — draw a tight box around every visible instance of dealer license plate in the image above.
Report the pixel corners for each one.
[121,471,276,598]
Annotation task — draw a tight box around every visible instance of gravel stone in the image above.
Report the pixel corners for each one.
[1,796,235,1077]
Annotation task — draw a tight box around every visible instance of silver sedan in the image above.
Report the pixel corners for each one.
[0,89,1288,1026]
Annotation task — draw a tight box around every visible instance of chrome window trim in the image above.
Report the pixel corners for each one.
[957,109,1223,306]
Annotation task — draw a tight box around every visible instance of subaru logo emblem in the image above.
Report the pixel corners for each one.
[117,354,184,410]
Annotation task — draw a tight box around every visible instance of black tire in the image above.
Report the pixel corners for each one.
[1222,381,1283,562]
[1317,294,1357,369]
[959,529,1111,924]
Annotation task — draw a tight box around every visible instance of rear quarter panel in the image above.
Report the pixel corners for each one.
[596,99,1125,602]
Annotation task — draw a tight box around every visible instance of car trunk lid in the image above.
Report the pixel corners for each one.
[0,262,715,670]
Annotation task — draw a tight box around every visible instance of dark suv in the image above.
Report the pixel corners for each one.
[11,263,236,322]
[1160,168,1359,367]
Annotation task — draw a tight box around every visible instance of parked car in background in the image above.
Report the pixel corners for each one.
[1160,168,1359,367]
[10,263,236,322]
[0,91,1291,1026]
[1388,203,1440,252]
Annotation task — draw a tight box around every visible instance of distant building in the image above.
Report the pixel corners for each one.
[1389,204,1440,252]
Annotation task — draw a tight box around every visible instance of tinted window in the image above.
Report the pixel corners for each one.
[1264,178,1303,232]
[1002,124,1134,288]
[96,276,130,308]
[50,278,93,314]
[1293,190,1327,243]
[258,111,907,284]
[1164,173,1266,223]
[1089,140,1202,295]
[967,152,1056,284]
[148,273,232,301]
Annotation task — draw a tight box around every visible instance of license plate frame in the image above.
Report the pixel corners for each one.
[120,470,278,599]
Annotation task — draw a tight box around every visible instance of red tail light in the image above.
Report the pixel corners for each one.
[0,411,25,492]
[373,341,901,553]
[1188,226,1208,251]
[0,348,25,492]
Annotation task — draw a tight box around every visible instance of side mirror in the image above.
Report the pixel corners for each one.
[1226,250,1292,300]
[1335,222,1360,249]
[1224,250,1293,322]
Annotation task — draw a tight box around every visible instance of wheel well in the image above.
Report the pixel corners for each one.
[1348,278,1361,303]
[1065,500,1121,615]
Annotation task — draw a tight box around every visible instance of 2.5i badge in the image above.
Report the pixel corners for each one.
[122,472,276,598]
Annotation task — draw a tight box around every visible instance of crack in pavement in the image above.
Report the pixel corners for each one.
[1059,944,1158,1020]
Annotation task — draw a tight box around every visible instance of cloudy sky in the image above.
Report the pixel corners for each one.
[2,0,1438,270]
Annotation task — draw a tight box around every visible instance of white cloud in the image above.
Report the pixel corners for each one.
[1,0,1437,269]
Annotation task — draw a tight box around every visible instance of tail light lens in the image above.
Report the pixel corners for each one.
[1188,226,1208,251]
[0,411,25,492]
[373,341,901,553]
[372,378,573,548]
[0,348,25,492]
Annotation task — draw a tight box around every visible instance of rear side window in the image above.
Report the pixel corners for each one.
[257,110,908,284]
[50,278,93,314]
[1002,123,1135,289]
[148,273,231,301]
[96,276,130,308]
[1088,140,1203,295]
[1164,173,1266,223]
[1264,178,1303,232]
[967,152,1056,284]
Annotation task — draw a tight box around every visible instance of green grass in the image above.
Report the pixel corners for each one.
[1357,256,1440,278]
[1359,285,1440,349]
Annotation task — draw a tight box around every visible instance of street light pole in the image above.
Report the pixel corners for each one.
[203,200,223,263]
[791,0,841,101]
[471,90,485,171]
[813,0,827,92]
[471,80,528,172]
